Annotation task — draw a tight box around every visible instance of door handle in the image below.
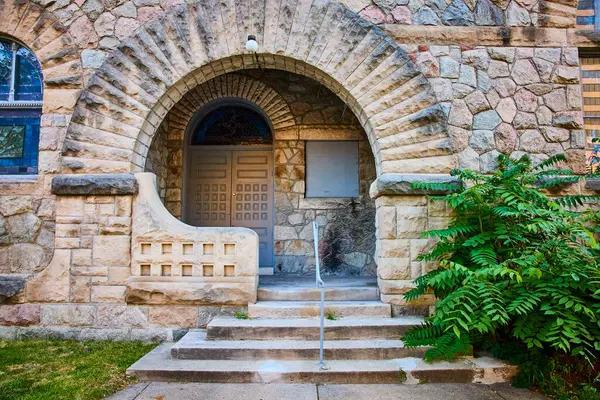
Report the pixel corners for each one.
[232,193,236,196]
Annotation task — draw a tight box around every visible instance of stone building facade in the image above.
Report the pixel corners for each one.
[0,0,598,337]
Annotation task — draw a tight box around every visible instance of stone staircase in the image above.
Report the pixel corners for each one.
[127,277,517,384]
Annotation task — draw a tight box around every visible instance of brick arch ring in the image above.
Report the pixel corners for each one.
[165,73,296,146]
[63,0,454,177]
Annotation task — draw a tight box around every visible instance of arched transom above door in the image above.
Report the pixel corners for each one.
[63,0,454,176]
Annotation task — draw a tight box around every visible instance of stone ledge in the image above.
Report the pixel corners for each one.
[370,174,461,198]
[51,173,138,196]
[0,325,176,342]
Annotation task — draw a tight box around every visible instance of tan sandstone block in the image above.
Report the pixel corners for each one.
[25,249,70,302]
[376,239,410,259]
[93,236,130,267]
[115,196,132,217]
[70,276,91,303]
[97,305,148,328]
[91,286,126,303]
[378,279,416,295]
[72,249,92,267]
[56,197,84,217]
[107,267,131,285]
[377,258,411,280]
[381,294,436,306]
[149,306,198,328]
[376,206,396,239]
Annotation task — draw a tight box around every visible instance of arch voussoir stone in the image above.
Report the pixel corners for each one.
[63,0,451,175]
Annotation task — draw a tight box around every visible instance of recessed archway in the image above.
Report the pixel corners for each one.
[62,0,453,177]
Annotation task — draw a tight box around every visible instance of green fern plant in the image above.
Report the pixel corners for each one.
[402,154,600,363]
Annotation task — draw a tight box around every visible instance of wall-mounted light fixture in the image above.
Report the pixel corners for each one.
[246,35,259,52]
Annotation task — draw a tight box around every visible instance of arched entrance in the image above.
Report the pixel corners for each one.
[183,100,275,269]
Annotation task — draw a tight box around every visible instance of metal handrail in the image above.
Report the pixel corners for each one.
[313,221,329,370]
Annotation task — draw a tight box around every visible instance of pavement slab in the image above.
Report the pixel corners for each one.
[105,383,548,400]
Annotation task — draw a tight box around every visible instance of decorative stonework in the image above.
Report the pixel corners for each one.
[127,173,259,305]
[62,0,449,176]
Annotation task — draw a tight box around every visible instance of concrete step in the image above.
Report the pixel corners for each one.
[258,286,379,301]
[248,301,391,319]
[128,342,517,384]
[206,317,423,341]
[257,277,379,301]
[171,331,428,360]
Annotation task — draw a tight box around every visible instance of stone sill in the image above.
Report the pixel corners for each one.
[51,173,138,196]
[0,175,38,183]
[370,174,461,198]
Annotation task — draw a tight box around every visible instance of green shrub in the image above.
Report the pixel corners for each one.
[402,154,600,363]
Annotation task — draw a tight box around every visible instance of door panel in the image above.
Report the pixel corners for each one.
[231,151,273,268]
[186,148,273,268]
[187,150,231,227]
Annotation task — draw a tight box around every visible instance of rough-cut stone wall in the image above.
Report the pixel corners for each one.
[147,70,378,276]
[0,181,55,275]
[407,45,585,173]
[273,135,377,276]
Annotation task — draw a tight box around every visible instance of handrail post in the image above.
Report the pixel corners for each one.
[313,221,329,371]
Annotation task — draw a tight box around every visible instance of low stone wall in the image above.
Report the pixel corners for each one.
[127,173,259,305]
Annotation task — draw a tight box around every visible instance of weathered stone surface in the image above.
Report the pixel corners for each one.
[473,110,501,130]
[506,1,530,26]
[543,89,567,112]
[540,126,570,143]
[443,0,475,25]
[459,65,477,87]
[474,0,503,25]
[25,250,70,302]
[469,130,495,154]
[41,305,96,326]
[8,244,45,273]
[0,304,41,326]
[480,150,501,173]
[81,49,106,69]
[552,112,583,129]
[125,281,257,305]
[0,196,33,216]
[519,130,546,153]
[552,66,579,84]
[7,213,40,242]
[412,6,441,24]
[97,305,148,328]
[532,58,554,82]
[448,99,473,129]
[459,147,480,169]
[462,49,490,70]
[496,98,517,123]
[369,174,461,197]
[488,48,515,63]
[465,91,490,114]
[52,174,138,195]
[495,123,517,154]
[439,57,459,78]
[511,60,540,85]
[493,78,516,98]
[513,112,537,129]
[514,89,538,113]
[0,276,27,302]
[149,306,197,327]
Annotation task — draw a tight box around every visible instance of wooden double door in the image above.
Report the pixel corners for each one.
[186,148,274,268]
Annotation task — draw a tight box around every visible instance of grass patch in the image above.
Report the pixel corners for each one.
[0,339,157,400]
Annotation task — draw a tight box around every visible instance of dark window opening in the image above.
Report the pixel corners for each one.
[191,106,272,146]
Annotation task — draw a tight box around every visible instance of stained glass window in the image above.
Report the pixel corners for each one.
[192,106,272,146]
[0,125,25,158]
[0,38,43,174]
[0,41,11,101]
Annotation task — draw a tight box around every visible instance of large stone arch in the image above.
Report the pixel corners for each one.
[62,0,453,176]
[0,0,84,114]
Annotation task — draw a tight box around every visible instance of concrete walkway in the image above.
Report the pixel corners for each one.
[106,383,548,400]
